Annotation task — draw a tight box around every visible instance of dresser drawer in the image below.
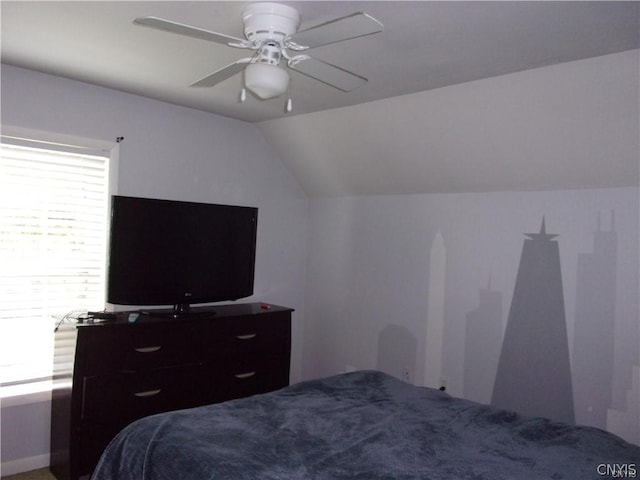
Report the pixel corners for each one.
[81,366,206,426]
[80,323,202,375]
[203,312,291,359]
[204,353,290,402]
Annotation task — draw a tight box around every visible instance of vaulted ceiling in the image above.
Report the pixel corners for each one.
[2,1,639,195]
[2,1,637,123]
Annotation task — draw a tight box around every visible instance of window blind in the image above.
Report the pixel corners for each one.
[0,141,110,386]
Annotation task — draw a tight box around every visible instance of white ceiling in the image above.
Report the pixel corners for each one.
[2,1,638,124]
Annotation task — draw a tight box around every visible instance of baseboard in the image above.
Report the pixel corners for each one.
[1,453,50,477]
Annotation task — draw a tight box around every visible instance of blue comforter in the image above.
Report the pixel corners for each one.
[92,370,638,479]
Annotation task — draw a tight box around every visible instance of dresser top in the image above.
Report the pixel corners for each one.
[76,302,293,328]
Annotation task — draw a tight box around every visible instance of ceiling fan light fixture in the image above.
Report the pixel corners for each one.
[244,63,290,100]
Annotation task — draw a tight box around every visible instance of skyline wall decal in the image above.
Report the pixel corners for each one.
[458,210,637,440]
[303,188,638,444]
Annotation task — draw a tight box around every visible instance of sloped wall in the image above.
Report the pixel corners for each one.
[259,50,639,196]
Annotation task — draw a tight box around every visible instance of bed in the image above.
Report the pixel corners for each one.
[91,370,638,479]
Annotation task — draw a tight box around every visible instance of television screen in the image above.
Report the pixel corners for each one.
[107,195,257,314]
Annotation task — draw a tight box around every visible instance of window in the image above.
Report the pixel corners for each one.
[0,131,116,394]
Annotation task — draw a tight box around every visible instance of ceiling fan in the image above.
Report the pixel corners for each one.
[134,2,383,112]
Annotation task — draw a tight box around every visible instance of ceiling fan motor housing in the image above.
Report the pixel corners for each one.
[242,2,301,46]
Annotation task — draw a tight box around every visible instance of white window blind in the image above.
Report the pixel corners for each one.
[0,140,110,387]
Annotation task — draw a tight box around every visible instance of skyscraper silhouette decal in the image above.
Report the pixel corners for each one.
[464,279,503,404]
[573,212,617,430]
[491,219,575,424]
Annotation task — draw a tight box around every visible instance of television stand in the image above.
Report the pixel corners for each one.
[50,302,292,480]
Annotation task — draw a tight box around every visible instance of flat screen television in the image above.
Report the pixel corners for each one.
[107,195,258,315]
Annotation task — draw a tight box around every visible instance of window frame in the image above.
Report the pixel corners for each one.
[0,125,119,404]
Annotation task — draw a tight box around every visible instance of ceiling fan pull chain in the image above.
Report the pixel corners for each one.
[285,80,293,113]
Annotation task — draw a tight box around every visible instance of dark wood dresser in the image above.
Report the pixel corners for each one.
[49,303,292,480]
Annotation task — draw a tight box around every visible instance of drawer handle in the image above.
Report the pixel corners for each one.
[236,333,257,340]
[234,371,256,379]
[133,389,162,398]
[134,345,162,353]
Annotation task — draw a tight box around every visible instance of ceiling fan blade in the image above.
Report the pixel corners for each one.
[191,58,251,87]
[286,12,383,50]
[288,56,367,92]
[134,17,252,49]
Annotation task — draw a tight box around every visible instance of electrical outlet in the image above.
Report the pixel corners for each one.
[402,366,412,383]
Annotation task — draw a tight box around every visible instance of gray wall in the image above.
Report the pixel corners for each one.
[304,189,639,444]
[0,64,308,474]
